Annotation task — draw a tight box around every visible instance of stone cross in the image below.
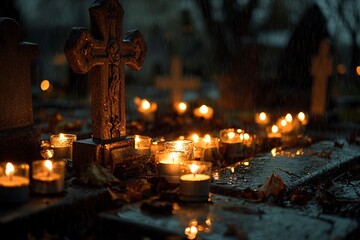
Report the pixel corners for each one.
[310,38,333,116]
[65,0,147,141]
[155,57,200,103]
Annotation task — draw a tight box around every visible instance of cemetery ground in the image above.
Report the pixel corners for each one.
[1,116,360,239]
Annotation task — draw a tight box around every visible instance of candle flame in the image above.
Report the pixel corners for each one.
[281,119,287,127]
[135,135,140,142]
[271,125,279,133]
[190,163,199,174]
[227,131,235,139]
[271,148,277,157]
[199,105,209,114]
[44,160,53,171]
[259,112,267,121]
[236,129,243,133]
[59,133,65,141]
[297,112,305,121]
[243,133,250,141]
[285,113,293,122]
[5,162,14,177]
[192,134,200,142]
[243,161,249,166]
[204,134,211,143]
[141,99,151,110]
[179,102,187,111]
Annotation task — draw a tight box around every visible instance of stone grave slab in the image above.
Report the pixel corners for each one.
[99,194,358,239]
[212,140,360,196]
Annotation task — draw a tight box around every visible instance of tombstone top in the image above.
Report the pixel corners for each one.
[0,18,38,131]
[65,0,147,140]
[155,57,200,103]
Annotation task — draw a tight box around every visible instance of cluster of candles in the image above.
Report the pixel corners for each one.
[136,98,214,120]
[0,133,77,204]
[255,111,308,137]
[0,160,65,203]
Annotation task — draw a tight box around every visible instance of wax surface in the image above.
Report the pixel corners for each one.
[33,173,61,182]
[180,174,210,181]
[0,176,29,187]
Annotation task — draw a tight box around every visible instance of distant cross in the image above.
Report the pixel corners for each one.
[65,0,146,140]
[155,57,200,103]
[310,38,333,116]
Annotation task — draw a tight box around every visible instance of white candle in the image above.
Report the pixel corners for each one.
[32,160,65,194]
[219,128,244,159]
[156,150,187,184]
[179,161,212,202]
[0,162,29,203]
[50,133,77,161]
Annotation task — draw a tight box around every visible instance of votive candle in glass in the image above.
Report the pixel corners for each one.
[0,162,29,203]
[179,161,212,202]
[165,140,194,159]
[134,135,152,155]
[32,159,65,194]
[156,150,188,184]
[50,133,77,161]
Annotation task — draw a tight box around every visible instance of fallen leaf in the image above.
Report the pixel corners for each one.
[257,172,286,198]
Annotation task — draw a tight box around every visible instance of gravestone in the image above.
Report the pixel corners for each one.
[310,38,333,116]
[0,18,40,162]
[155,56,200,103]
[65,0,147,171]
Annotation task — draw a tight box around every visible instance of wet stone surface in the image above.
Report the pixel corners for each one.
[100,194,358,240]
[211,140,360,194]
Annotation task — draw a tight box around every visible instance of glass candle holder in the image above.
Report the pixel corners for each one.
[150,139,166,155]
[179,160,212,202]
[0,162,29,203]
[219,128,244,159]
[156,150,188,184]
[50,133,77,161]
[32,160,65,194]
[165,140,194,160]
[134,135,152,155]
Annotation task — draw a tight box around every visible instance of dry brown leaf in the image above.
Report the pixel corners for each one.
[257,172,286,198]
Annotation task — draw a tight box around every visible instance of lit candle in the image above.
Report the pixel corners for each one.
[0,162,30,203]
[165,140,194,159]
[276,116,294,133]
[174,102,187,115]
[156,150,188,183]
[179,161,212,202]
[219,128,244,159]
[50,133,77,161]
[297,112,308,125]
[134,135,152,155]
[193,105,214,120]
[255,112,270,125]
[32,159,65,194]
[136,98,157,122]
[267,125,282,138]
[201,134,220,162]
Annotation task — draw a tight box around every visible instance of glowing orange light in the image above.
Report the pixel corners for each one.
[356,66,360,76]
[40,80,50,91]
[281,119,287,126]
[190,164,199,174]
[271,125,279,133]
[44,160,53,171]
[192,134,200,142]
[199,105,209,114]
[179,102,187,111]
[243,133,250,141]
[204,134,211,143]
[285,113,293,122]
[259,112,267,121]
[141,100,151,110]
[5,162,14,177]
[227,131,235,139]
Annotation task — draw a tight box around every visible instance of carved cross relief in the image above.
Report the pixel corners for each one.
[65,0,147,141]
